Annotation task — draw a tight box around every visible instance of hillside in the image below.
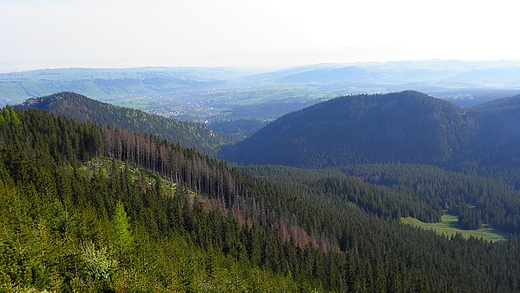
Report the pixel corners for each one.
[221,91,482,167]
[20,92,236,155]
[242,162,520,234]
[471,93,520,111]
[2,106,520,291]
[464,94,520,168]
[275,66,378,84]
[3,62,520,122]
[0,107,345,291]
[0,67,229,101]
[222,90,520,170]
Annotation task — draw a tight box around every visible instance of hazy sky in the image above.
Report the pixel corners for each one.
[1,0,518,72]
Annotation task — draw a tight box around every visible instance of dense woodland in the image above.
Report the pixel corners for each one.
[339,164,520,233]
[221,91,479,167]
[21,92,237,156]
[0,107,341,292]
[2,98,520,292]
[221,91,520,172]
[224,90,520,234]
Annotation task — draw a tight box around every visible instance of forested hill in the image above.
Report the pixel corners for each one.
[20,92,235,155]
[221,90,520,169]
[221,91,477,167]
[2,106,520,291]
[464,94,520,168]
[471,93,520,111]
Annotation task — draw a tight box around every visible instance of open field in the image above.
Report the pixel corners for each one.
[401,212,510,241]
[108,96,151,110]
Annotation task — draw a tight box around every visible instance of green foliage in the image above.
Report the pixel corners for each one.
[457,204,483,230]
[402,213,508,241]
[222,90,520,173]
[109,202,133,254]
[2,105,520,292]
[21,91,237,155]
[82,242,118,288]
[222,91,481,167]
[341,163,520,233]
[0,107,21,126]
[0,108,326,291]
[178,251,195,293]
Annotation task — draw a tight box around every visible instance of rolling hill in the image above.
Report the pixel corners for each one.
[466,94,520,167]
[0,67,229,101]
[3,94,520,291]
[20,92,236,155]
[221,91,481,167]
[221,90,520,169]
[275,66,378,84]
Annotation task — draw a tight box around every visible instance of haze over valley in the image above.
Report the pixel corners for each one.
[2,60,520,137]
[2,0,520,291]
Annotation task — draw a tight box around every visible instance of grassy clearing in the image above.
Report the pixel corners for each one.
[110,96,151,110]
[401,212,510,241]
[222,86,332,106]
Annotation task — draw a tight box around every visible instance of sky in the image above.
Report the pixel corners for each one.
[1,0,519,72]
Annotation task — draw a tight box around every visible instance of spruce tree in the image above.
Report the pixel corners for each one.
[109,201,133,256]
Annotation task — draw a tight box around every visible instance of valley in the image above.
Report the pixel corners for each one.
[2,62,520,292]
[3,60,520,133]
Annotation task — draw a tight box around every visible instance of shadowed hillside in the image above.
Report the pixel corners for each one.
[3,98,520,291]
[221,91,483,167]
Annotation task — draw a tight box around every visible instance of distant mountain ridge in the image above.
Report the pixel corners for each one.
[20,92,235,155]
[3,61,520,110]
[275,66,377,84]
[221,90,520,169]
[0,67,229,102]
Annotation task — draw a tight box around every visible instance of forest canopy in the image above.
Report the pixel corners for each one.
[2,95,520,292]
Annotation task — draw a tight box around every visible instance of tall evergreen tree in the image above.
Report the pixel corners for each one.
[109,201,133,255]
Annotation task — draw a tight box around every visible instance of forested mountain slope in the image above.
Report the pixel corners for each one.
[468,94,520,167]
[242,161,520,234]
[221,90,520,170]
[20,92,236,155]
[472,94,520,111]
[0,107,342,291]
[2,105,520,291]
[221,91,479,167]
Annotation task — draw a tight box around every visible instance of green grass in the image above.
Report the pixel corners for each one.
[401,212,510,241]
[219,86,332,106]
[110,96,151,110]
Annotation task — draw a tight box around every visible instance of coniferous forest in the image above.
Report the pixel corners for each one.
[2,92,520,292]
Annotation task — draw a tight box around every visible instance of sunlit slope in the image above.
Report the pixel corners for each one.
[21,92,236,155]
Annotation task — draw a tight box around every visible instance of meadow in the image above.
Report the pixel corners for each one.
[401,212,510,241]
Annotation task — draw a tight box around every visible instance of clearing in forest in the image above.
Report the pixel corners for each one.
[401,212,510,241]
